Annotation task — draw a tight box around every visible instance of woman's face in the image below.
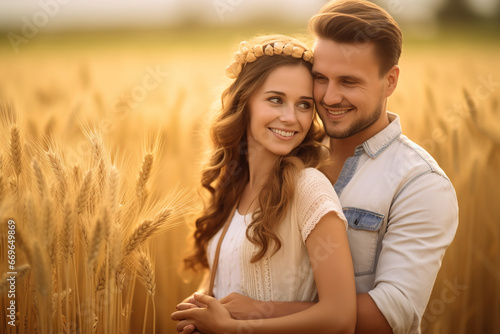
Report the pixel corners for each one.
[246,64,314,158]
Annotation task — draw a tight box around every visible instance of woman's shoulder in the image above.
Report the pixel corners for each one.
[296,167,337,198]
[298,167,333,187]
[294,168,346,237]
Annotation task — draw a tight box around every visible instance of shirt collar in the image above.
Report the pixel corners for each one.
[358,112,401,158]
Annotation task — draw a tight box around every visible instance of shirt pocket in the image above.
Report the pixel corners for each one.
[343,207,385,276]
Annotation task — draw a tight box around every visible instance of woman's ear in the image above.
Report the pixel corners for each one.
[385,65,400,98]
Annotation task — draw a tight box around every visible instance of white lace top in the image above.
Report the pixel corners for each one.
[207,168,347,302]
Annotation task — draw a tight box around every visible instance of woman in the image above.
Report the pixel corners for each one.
[171,35,356,333]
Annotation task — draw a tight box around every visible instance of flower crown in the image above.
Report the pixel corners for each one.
[225,41,314,79]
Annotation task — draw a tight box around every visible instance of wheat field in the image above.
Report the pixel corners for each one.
[0,26,499,333]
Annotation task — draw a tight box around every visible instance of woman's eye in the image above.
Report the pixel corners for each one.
[297,102,312,109]
[268,97,282,104]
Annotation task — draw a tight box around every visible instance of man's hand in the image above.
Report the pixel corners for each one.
[220,292,316,319]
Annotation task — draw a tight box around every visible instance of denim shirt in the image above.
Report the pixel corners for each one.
[332,112,459,334]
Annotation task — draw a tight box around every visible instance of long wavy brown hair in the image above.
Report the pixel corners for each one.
[184,35,329,272]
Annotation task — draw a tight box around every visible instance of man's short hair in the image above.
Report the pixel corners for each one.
[309,0,403,75]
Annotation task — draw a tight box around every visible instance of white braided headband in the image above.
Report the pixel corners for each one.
[225,41,314,79]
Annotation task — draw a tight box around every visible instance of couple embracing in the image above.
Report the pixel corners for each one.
[171,1,459,333]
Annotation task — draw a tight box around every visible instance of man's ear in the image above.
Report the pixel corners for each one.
[385,65,399,98]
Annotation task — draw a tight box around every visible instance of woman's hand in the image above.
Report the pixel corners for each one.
[175,303,200,334]
[171,293,235,334]
[174,293,204,333]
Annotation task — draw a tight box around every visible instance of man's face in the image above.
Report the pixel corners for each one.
[312,39,394,142]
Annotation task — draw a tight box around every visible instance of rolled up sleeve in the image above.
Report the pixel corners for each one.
[368,171,459,333]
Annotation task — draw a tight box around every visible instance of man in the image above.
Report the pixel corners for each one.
[177,1,458,333]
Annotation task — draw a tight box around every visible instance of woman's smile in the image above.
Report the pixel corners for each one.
[268,127,297,140]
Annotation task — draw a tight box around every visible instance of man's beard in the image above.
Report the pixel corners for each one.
[321,100,383,139]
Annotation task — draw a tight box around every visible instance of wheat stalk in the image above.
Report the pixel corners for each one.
[152,208,172,226]
[463,88,477,122]
[109,222,123,274]
[91,135,106,191]
[96,264,106,292]
[32,159,47,199]
[75,170,92,216]
[108,166,120,213]
[47,150,67,204]
[123,220,157,259]
[0,155,4,202]
[0,264,31,295]
[136,251,156,296]
[136,251,156,334]
[41,197,57,265]
[0,174,4,203]
[24,194,36,227]
[71,164,82,195]
[7,176,17,197]
[10,124,23,177]
[136,153,153,207]
[52,289,72,314]
[62,201,75,259]
[30,241,51,333]
[31,241,51,295]
[90,135,107,215]
[88,219,104,268]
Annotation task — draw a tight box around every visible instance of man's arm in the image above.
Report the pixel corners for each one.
[220,291,391,334]
[220,291,392,334]
[366,172,458,333]
[355,293,392,334]
[219,292,314,319]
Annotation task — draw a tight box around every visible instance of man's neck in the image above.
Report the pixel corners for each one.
[326,140,354,185]
[326,111,391,184]
[329,111,390,161]
[329,137,359,162]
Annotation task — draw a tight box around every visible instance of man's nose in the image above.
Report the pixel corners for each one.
[322,83,343,106]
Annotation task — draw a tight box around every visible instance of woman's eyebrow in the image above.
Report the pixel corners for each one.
[265,90,314,100]
[264,90,285,95]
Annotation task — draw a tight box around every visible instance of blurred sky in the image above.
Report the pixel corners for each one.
[0,0,498,31]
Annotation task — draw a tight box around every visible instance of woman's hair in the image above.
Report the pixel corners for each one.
[184,35,328,272]
[309,0,402,76]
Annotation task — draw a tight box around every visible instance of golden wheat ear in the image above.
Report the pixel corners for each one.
[123,219,156,260]
[136,251,156,297]
[10,124,23,178]
[136,152,154,205]
[47,149,68,205]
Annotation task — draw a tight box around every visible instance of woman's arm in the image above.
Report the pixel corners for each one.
[172,211,357,334]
